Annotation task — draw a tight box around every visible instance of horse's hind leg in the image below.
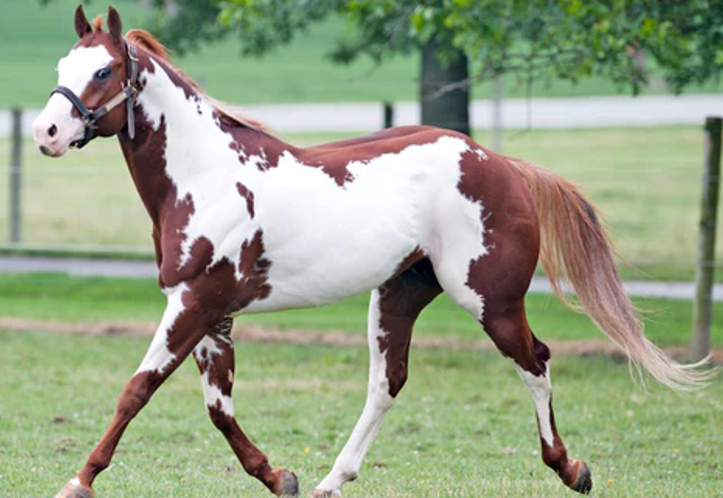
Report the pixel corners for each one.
[192,319,298,497]
[313,259,442,498]
[436,257,592,494]
[482,299,592,493]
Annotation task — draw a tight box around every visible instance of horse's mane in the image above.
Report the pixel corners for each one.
[123,28,271,134]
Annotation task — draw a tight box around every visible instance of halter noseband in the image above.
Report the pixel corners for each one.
[51,40,139,149]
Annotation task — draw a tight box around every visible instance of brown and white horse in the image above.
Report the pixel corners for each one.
[33,6,708,498]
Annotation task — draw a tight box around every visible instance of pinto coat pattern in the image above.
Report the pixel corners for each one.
[33,7,709,498]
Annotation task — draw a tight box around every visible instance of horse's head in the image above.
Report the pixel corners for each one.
[34,5,138,157]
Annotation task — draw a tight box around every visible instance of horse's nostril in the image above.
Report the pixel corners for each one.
[48,124,57,138]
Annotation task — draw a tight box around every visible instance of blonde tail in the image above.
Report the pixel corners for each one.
[510,158,712,391]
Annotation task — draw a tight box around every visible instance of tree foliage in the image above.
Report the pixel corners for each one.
[56,0,723,94]
[213,0,723,94]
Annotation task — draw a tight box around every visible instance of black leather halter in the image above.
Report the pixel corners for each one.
[51,40,139,149]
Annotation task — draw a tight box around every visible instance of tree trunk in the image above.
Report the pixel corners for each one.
[420,38,470,136]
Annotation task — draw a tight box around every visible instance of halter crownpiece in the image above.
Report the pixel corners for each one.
[51,40,139,149]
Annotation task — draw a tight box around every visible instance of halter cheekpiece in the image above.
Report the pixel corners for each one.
[51,40,139,149]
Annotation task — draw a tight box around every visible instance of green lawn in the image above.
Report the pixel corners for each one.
[2,1,721,108]
[0,272,719,349]
[1,126,719,280]
[0,330,721,498]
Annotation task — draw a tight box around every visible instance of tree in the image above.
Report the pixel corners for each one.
[69,1,723,134]
[216,0,723,133]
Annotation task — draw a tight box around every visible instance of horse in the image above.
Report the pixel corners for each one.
[33,6,709,498]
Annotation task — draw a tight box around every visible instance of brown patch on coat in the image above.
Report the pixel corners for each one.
[387,246,426,281]
[224,124,285,171]
[236,182,255,219]
[298,125,444,188]
[455,147,540,320]
[229,230,273,311]
[376,258,442,397]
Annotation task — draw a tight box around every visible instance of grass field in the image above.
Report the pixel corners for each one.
[2,1,722,108]
[1,272,721,349]
[1,329,721,498]
[0,126,719,280]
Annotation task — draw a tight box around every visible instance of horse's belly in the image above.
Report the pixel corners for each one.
[240,211,418,313]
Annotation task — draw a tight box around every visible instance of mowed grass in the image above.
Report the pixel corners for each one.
[3,1,722,108]
[0,272,721,349]
[0,126,718,280]
[1,329,722,498]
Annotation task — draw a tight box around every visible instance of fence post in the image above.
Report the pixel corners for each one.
[10,108,22,244]
[691,116,722,361]
[383,102,394,129]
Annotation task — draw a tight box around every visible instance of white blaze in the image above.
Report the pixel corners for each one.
[33,45,114,154]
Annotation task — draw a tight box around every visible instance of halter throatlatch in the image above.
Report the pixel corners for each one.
[51,40,139,149]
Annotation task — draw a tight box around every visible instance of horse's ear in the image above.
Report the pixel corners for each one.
[74,4,92,39]
[107,6,122,42]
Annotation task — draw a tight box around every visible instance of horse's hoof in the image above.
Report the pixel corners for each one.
[311,489,341,498]
[274,468,299,497]
[567,460,592,494]
[54,478,94,498]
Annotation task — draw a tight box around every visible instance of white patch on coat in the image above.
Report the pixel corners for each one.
[33,45,114,154]
[136,283,187,374]
[193,335,234,416]
[135,57,489,314]
[316,289,393,494]
[200,371,234,416]
[515,364,555,447]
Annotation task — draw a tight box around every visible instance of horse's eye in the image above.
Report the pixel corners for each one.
[94,66,112,81]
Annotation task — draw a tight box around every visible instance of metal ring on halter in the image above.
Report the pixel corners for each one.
[50,40,139,149]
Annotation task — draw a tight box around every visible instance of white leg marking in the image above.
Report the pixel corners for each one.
[316,290,393,494]
[514,363,555,447]
[135,283,188,374]
[194,335,235,417]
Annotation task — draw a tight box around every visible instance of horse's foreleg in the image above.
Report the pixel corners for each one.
[192,319,298,497]
[54,284,211,498]
[313,261,441,497]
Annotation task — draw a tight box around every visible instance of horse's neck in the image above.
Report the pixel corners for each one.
[118,55,291,228]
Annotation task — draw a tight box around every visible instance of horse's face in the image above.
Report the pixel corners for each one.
[33,6,130,157]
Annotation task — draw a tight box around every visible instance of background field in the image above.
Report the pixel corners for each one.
[1,330,721,498]
[2,1,722,108]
